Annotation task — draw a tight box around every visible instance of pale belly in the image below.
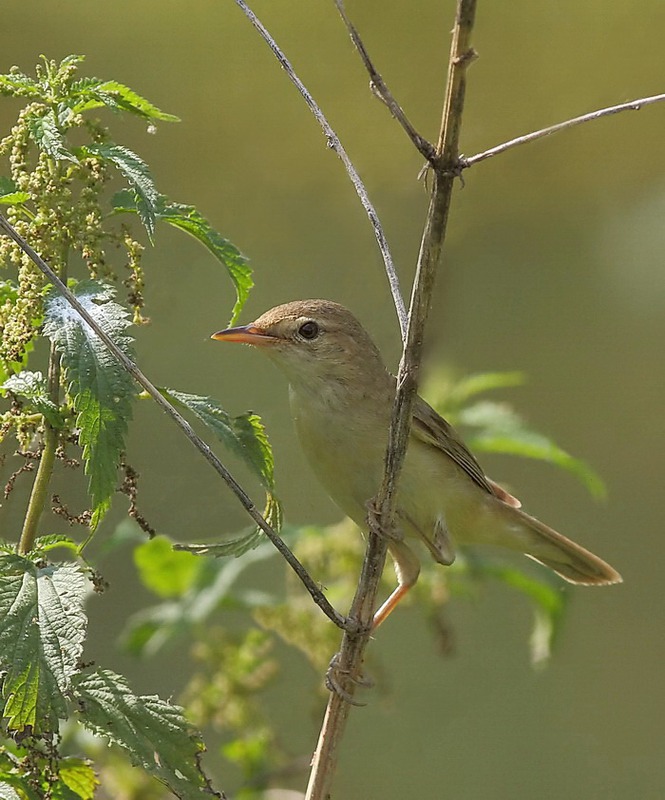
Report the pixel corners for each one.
[290,388,482,547]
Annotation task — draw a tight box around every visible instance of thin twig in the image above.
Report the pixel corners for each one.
[305,3,478,798]
[232,0,408,341]
[464,92,665,166]
[332,0,436,163]
[0,213,348,631]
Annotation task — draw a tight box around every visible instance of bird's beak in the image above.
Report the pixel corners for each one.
[211,324,278,346]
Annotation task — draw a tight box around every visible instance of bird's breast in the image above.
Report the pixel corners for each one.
[289,385,389,527]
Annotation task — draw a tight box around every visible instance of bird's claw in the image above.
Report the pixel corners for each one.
[365,498,401,542]
[325,652,374,706]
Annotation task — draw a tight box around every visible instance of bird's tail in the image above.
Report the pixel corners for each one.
[497,504,622,586]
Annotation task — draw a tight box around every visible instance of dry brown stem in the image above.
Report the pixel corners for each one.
[305,3,478,798]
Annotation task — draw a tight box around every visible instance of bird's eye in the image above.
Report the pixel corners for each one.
[298,320,320,340]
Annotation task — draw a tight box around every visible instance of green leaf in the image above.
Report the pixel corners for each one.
[73,668,223,799]
[0,71,41,98]
[444,371,525,408]
[112,191,253,323]
[27,110,79,163]
[156,201,252,323]
[68,79,180,122]
[43,280,136,529]
[56,758,98,800]
[175,527,263,559]
[33,535,80,556]
[134,536,200,598]
[123,542,276,656]
[0,192,29,206]
[161,389,275,491]
[0,279,18,304]
[86,144,158,239]
[0,555,88,733]
[0,178,29,206]
[1,370,64,427]
[462,400,606,498]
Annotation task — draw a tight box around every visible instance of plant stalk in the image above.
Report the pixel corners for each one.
[17,341,61,555]
[305,2,478,798]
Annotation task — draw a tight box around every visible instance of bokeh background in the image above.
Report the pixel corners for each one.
[2,0,664,797]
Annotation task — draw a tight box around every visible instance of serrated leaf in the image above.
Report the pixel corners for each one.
[0,781,21,800]
[73,668,222,799]
[27,110,79,163]
[33,535,79,555]
[1,370,64,427]
[175,527,264,559]
[112,191,252,323]
[172,492,281,559]
[86,144,158,239]
[43,280,135,529]
[134,536,200,598]
[156,202,252,323]
[68,78,180,122]
[0,556,88,733]
[161,389,275,491]
[463,400,606,498]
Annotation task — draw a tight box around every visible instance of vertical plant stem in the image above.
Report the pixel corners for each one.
[17,175,67,555]
[305,2,478,798]
[17,342,61,554]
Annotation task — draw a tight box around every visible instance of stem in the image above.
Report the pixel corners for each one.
[17,347,59,554]
[463,92,665,167]
[332,0,436,162]
[233,0,408,341]
[305,3,478,798]
[17,215,66,555]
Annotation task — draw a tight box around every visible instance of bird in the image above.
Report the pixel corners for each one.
[212,299,622,628]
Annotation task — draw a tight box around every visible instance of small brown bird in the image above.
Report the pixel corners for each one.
[213,300,621,627]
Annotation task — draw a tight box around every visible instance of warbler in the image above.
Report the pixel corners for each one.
[212,299,621,627]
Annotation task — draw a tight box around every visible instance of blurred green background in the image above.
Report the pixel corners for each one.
[2,0,664,797]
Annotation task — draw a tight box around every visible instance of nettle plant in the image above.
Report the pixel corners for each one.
[0,57,603,798]
[0,56,273,798]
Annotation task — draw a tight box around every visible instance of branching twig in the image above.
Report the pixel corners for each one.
[305,3,478,798]
[0,213,348,631]
[232,0,408,340]
[332,0,436,163]
[463,92,665,166]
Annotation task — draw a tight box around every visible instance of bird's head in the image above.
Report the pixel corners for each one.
[212,299,387,398]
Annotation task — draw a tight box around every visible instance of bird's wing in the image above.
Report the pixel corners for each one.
[412,396,520,506]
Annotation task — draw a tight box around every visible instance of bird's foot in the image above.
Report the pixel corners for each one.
[365,498,401,542]
[325,652,374,706]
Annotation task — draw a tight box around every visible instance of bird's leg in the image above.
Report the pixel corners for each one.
[372,539,421,628]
